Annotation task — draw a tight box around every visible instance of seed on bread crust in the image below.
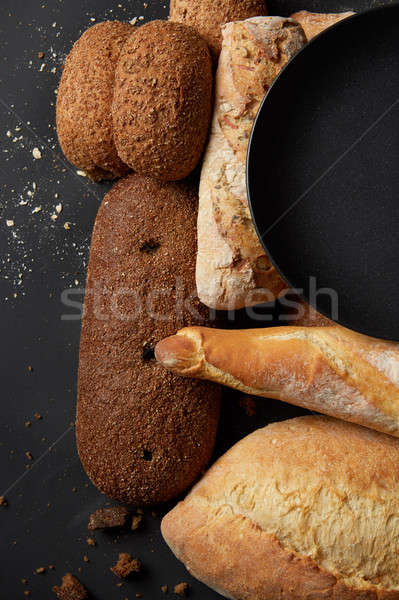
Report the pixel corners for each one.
[56,21,132,181]
[169,0,267,58]
[112,21,212,181]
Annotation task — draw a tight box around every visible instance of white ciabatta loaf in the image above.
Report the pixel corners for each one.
[290,10,355,41]
[162,416,399,600]
[196,17,306,310]
[156,325,399,437]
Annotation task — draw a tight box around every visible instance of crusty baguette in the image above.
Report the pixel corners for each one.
[290,10,355,41]
[162,416,399,600]
[169,0,267,59]
[155,325,399,437]
[196,17,306,310]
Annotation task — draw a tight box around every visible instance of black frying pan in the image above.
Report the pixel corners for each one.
[248,5,399,340]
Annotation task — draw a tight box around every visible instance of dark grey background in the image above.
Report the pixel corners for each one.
[0,1,389,598]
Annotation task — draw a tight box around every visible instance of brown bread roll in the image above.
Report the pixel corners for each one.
[290,10,355,41]
[77,174,221,506]
[169,0,268,58]
[162,416,399,600]
[56,21,132,181]
[112,21,212,181]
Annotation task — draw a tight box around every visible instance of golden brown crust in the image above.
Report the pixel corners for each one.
[196,18,306,310]
[112,21,212,181]
[169,0,267,58]
[155,325,399,437]
[77,174,221,506]
[162,417,399,600]
[56,21,132,181]
[290,10,355,41]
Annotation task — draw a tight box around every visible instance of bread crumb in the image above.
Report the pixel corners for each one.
[37,51,44,59]
[238,396,257,417]
[64,222,71,230]
[0,496,8,507]
[56,203,62,214]
[25,451,33,461]
[6,219,14,227]
[53,573,87,600]
[76,170,86,177]
[87,537,96,546]
[111,553,141,578]
[161,585,168,593]
[32,206,42,214]
[174,582,189,596]
[25,421,31,428]
[131,515,143,531]
[35,567,45,574]
[32,147,42,159]
[83,555,89,563]
[88,506,129,530]
[34,412,42,420]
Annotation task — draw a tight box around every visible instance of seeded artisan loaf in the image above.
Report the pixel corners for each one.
[290,10,355,41]
[169,0,267,58]
[112,20,212,181]
[196,17,306,310]
[77,174,221,506]
[162,416,399,600]
[56,21,132,181]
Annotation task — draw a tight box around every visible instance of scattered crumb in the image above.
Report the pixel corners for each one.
[37,51,44,59]
[49,565,55,570]
[24,591,30,597]
[27,365,33,372]
[25,421,31,428]
[34,412,42,420]
[32,206,42,214]
[53,573,87,600]
[238,396,257,417]
[87,537,96,547]
[64,222,71,230]
[161,585,168,593]
[83,555,89,563]
[88,506,129,530]
[174,582,189,597]
[111,553,141,579]
[25,451,33,461]
[0,496,8,507]
[131,515,143,531]
[56,203,62,214]
[35,567,45,574]
[32,148,42,160]
[6,219,14,227]
[21,578,28,585]
[72,487,77,493]
[76,170,86,177]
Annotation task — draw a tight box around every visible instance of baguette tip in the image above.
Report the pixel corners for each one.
[155,334,199,374]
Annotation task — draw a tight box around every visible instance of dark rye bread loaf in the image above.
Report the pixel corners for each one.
[112,21,212,181]
[77,174,221,505]
[56,21,132,181]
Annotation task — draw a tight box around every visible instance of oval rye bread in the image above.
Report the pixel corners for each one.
[56,21,132,181]
[112,21,213,181]
[77,174,221,505]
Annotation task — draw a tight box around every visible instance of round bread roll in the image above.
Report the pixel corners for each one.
[112,21,212,181]
[169,0,268,58]
[56,21,132,181]
[163,416,399,599]
[77,174,221,506]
